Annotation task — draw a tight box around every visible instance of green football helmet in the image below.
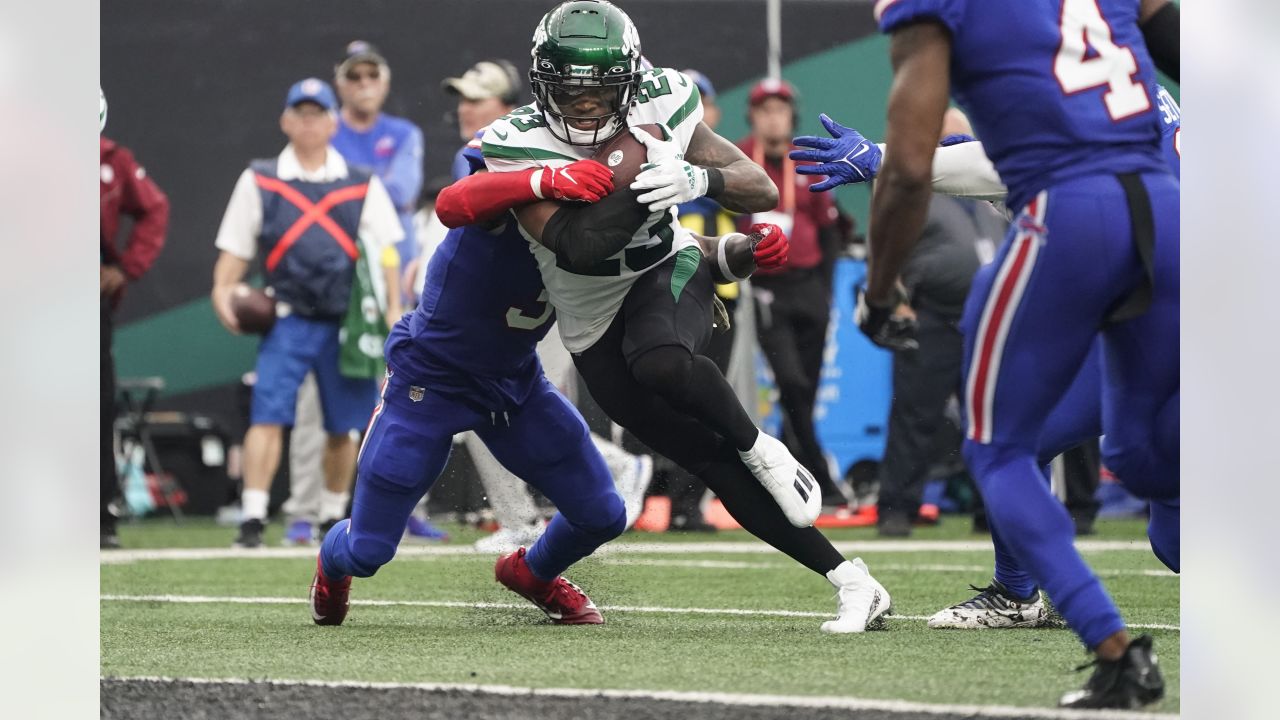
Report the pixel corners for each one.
[529,1,643,146]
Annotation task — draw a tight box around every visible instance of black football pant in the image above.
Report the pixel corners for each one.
[574,263,844,575]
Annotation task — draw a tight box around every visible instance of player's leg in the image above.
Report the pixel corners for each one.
[575,318,889,631]
[959,185,1138,652]
[624,250,759,452]
[620,252,819,525]
[1147,499,1180,573]
[478,378,625,577]
[318,378,482,586]
[1099,173,1181,503]
[475,379,619,624]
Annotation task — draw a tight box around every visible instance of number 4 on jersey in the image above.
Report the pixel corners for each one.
[1053,0,1151,121]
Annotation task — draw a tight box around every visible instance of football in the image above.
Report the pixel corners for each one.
[591,123,663,189]
[230,284,276,334]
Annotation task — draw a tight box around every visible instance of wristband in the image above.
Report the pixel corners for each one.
[717,233,750,283]
[704,166,725,199]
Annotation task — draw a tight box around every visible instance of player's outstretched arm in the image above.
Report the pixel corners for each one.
[435,160,614,229]
[695,222,790,284]
[861,20,952,345]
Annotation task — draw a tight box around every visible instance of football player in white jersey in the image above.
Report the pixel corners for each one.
[480,0,893,632]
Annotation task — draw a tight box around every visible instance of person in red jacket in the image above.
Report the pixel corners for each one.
[736,79,845,509]
[100,90,170,548]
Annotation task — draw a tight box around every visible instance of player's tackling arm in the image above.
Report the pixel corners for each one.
[515,188,651,273]
[866,20,952,304]
[683,123,778,214]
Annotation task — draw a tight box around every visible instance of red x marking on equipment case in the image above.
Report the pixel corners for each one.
[254,174,369,271]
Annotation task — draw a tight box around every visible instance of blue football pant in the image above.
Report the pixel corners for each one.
[960,172,1179,648]
[321,372,625,583]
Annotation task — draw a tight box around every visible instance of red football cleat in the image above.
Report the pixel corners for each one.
[495,547,603,625]
[309,554,351,626]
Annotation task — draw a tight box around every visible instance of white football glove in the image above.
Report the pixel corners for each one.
[628,126,709,212]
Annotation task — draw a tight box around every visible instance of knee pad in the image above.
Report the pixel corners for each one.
[630,346,693,398]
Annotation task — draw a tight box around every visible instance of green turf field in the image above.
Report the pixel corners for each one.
[100,517,1178,715]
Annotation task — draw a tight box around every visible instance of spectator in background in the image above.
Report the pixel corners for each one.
[876,108,1008,537]
[211,79,403,548]
[333,41,424,299]
[100,87,170,549]
[280,42,428,546]
[736,79,846,509]
[443,59,522,181]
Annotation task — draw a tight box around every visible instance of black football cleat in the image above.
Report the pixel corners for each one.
[1060,634,1165,709]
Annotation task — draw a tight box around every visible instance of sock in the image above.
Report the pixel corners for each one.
[319,489,351,523]
[825,559,868,588]
[241,488,269,521]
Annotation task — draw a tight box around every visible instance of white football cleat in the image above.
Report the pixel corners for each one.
[927,580,1052,629]
[474,523,545,555]
[821,558,891,634]
[738,431,821,527]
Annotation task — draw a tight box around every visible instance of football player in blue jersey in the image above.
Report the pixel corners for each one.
[790,84,1181,592]
[793,0,1179,708]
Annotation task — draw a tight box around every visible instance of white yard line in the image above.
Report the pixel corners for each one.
[102,675,1178,720]
[99,538,1154,565]
[99,593,1180,631]
[604,557,1177,578]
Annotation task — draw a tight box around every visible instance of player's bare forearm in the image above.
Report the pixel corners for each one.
[694,232,755,283]
[685,123,778,213]
[212,251,249,296]
[867,21,952,304]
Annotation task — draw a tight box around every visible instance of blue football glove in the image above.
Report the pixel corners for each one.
[939,133,977,147]
[790,113,883,192]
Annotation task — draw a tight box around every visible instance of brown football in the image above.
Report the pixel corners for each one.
[591,123,663,189]
[230,284,276,335]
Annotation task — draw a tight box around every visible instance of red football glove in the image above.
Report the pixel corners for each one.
[749,223,789,271]
[538,159,614,202]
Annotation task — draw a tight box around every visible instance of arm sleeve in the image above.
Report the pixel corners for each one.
[537,188,650,273]
[214,169,262,261]
[359,176,406,257]
[116,149,170,279]
[435,168,539,228]
[381,125,425,211]
[874,0,965,35]
[881,141,1007,201]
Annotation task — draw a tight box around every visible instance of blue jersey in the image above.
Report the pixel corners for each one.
[1154,85,1181,178]
[386,133,552,412]
[333,113,424,261]
[877,0,1167,210]
[387,218,554,412]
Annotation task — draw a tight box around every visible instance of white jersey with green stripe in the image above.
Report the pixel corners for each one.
[481,67,705,352]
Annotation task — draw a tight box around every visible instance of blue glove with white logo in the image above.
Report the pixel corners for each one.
[790,114,883,192]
